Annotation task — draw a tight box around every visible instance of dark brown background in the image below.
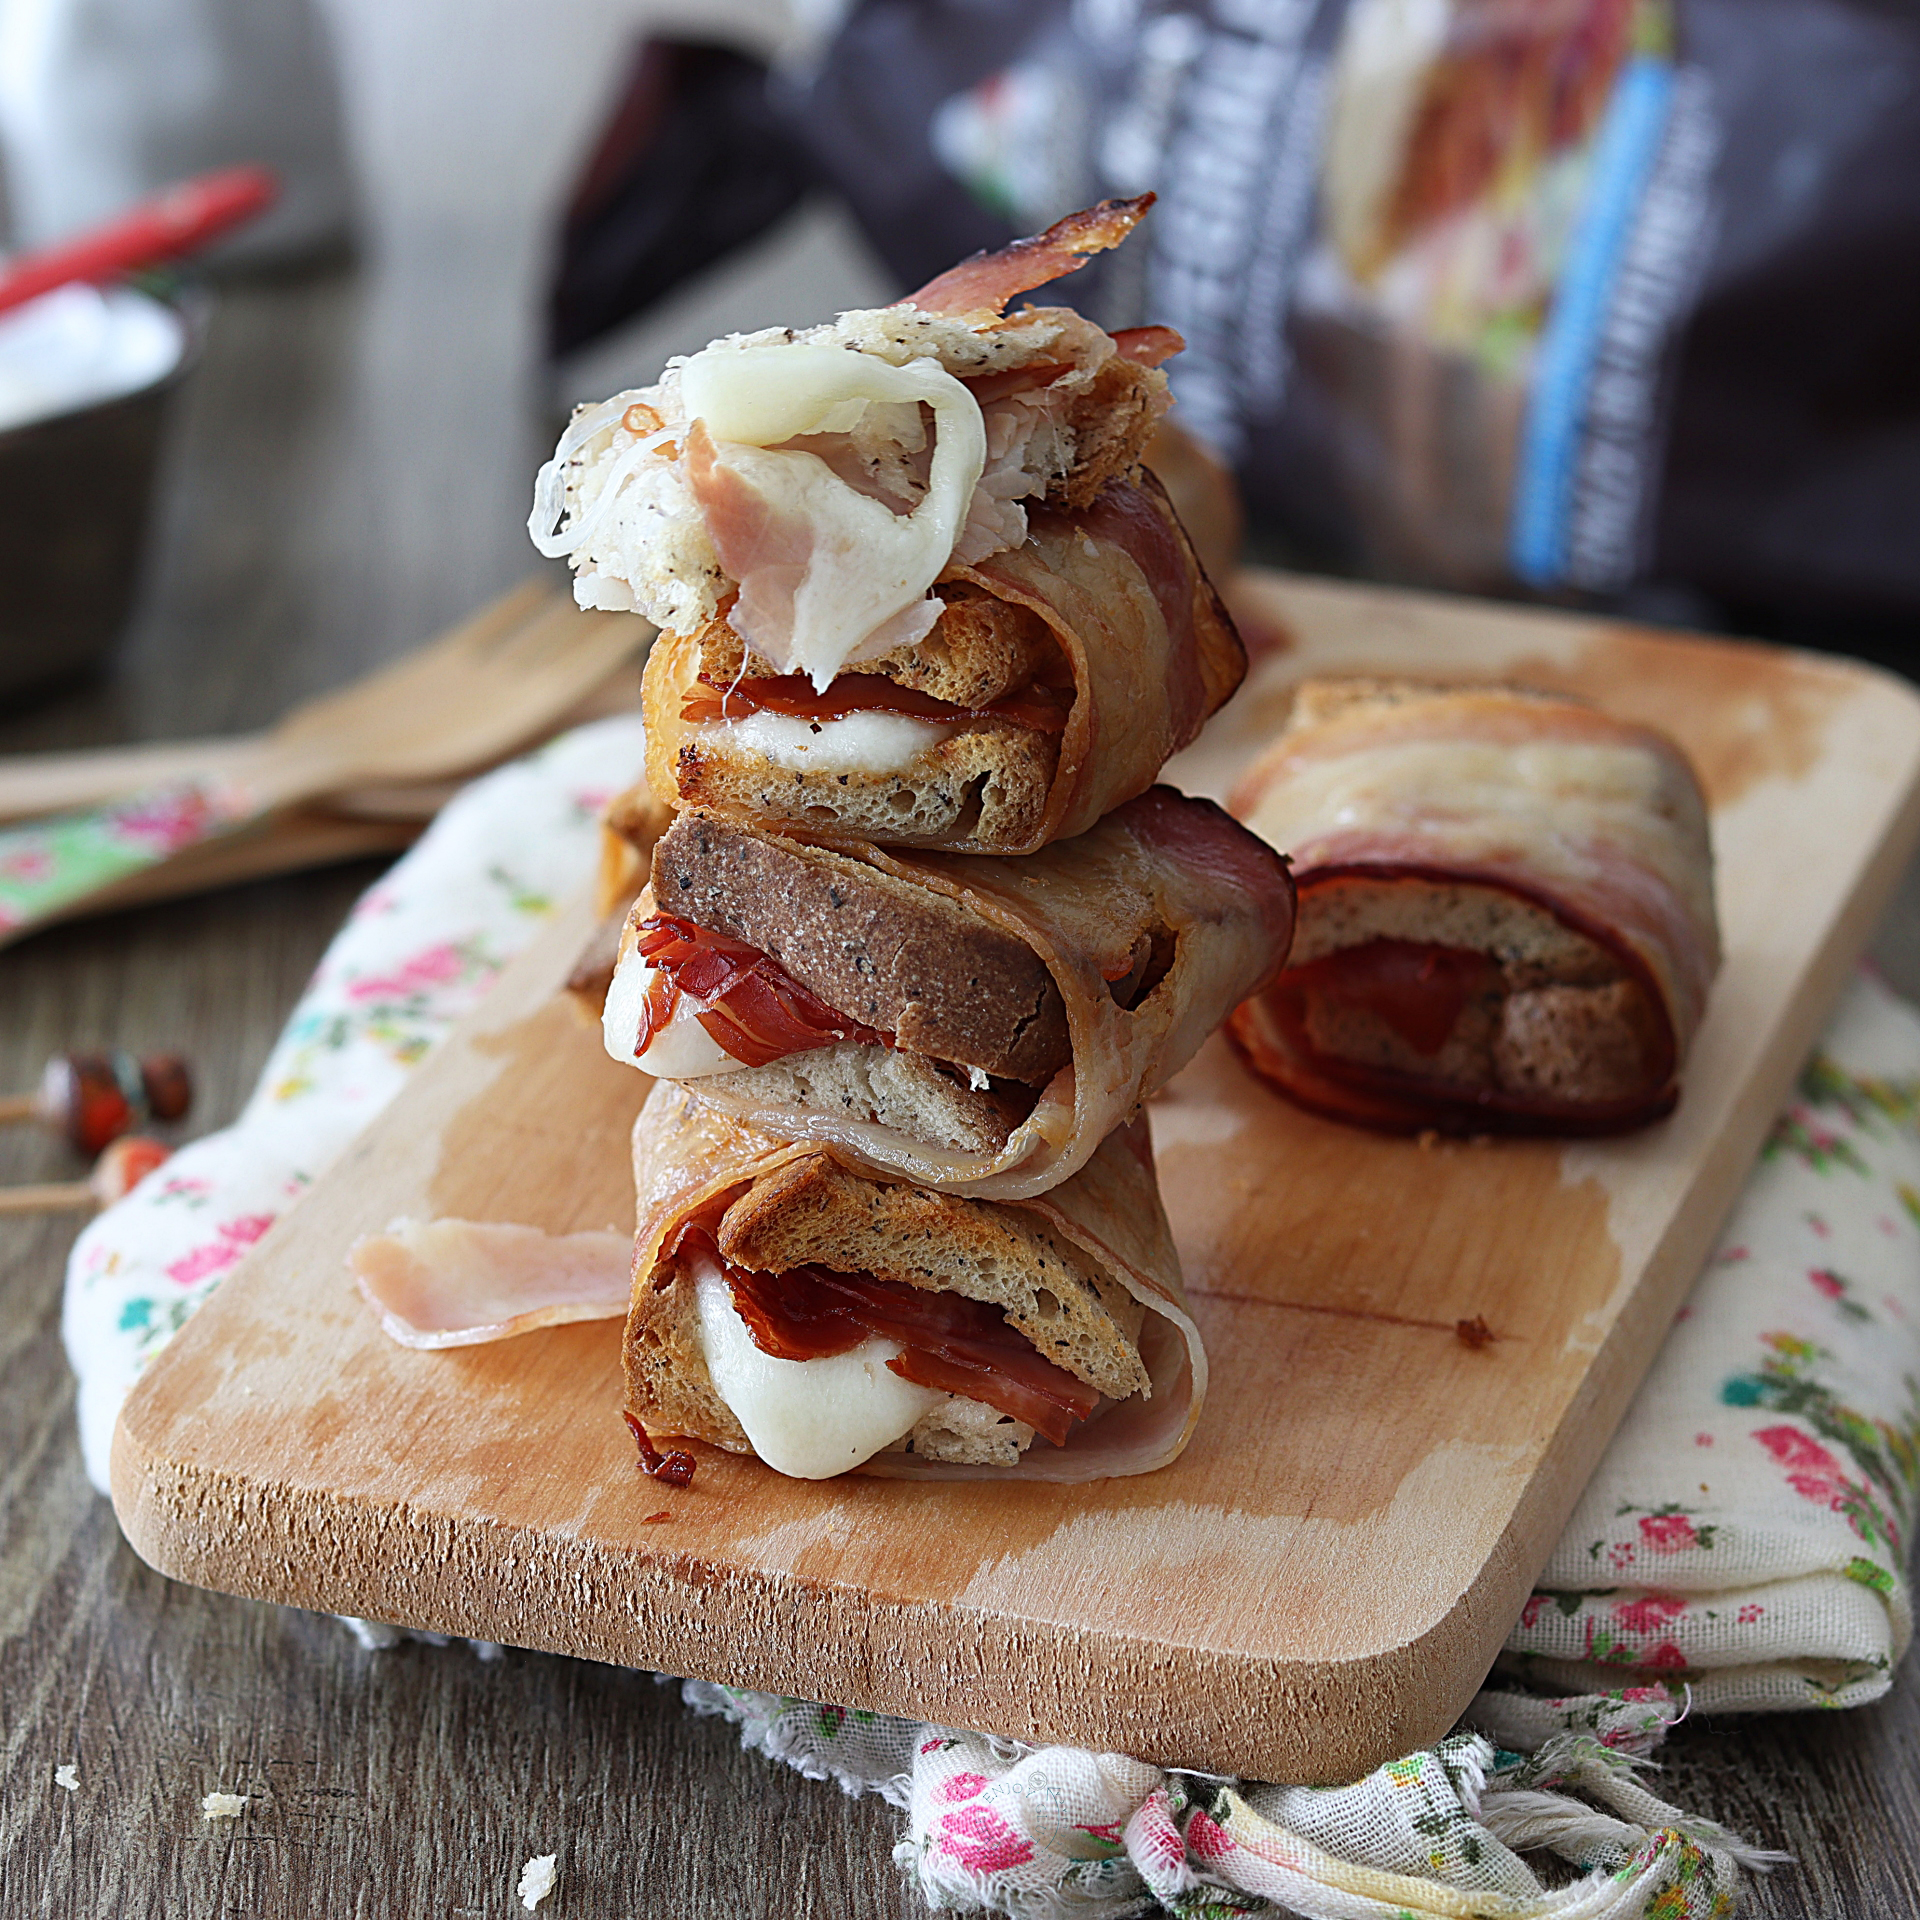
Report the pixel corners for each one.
[3,244,1919,1915]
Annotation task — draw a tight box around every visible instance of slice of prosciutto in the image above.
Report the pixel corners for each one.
[352,1218,632,1348]
[903,195,1156,316]
[626,1082,1206,1482]
[1226,679,1721,1136]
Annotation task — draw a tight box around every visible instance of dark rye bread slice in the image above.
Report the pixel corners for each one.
[651,810,1072,1085]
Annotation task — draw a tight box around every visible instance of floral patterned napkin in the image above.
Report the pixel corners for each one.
[58,718,1920,1920]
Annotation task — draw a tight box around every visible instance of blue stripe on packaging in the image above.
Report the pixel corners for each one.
[1509,56,1675,587]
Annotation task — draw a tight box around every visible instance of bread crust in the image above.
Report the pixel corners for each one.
[650,809,1072,1084]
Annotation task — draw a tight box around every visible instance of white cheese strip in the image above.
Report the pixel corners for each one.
[698,708,954,774]
[692,1251,943,1479]
[602,950,740,1079]
[679,343,985,689]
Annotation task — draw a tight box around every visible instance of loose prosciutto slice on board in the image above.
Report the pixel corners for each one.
[623,1082,1205,1482]
[1227,679,1720,1136]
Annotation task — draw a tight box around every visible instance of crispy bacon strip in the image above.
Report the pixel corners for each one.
[680,671,1072,734]
[715,1244,1100,1445]
[903,195,1156,317]
[635,913,887,1069]
[1111,325,1184,366]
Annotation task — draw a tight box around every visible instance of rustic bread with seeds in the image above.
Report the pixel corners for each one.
[716,1151,1149,1401]
[648,623,1058,851]
[650,809,1072,1084]
[699,584,1060,709]
[1051,361,1163,510]
[627,1264,751,1451]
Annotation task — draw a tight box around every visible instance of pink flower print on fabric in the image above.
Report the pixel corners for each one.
[1612,1593,1687,1637]
[0,847,51,883]
[1810,1268,1846,1299]
[164,1213,274,1286]
[936,1773,987,1804]
[1638,1512,1701,1553]
[108,784,230,854]
[935,1803,1034,1875]
[346,940,471,1002]
[1183,1808,1236,1864]
[1124,1788,1193,1895]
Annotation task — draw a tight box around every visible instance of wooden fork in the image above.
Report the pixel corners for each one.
[0,580,642,822]
[0,582,649,947]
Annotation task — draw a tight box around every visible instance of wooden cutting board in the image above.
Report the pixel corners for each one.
[111,572,1920,1782]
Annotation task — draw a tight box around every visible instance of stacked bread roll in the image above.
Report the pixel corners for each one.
[540,201,1297,1481]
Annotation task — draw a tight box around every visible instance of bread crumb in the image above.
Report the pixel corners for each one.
[201,1791,248,1821]
[1416,1130,1439,1151]
[1455,1315,1494,1351]
[54,1764,79,1793]
[643,1510,672,1524]
[518,1852,559,1910]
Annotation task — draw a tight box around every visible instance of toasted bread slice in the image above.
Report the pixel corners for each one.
[718,1152,1148,1400]
[651,810,1071,1084]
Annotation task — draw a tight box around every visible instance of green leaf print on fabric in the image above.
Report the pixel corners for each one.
[1843,1555,1896,1596]
[1796,1054,1920,1132]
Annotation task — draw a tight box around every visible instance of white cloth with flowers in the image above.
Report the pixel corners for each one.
[61,720,1920,1920]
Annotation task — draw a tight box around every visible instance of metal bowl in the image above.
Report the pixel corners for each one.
[0,289,203,704]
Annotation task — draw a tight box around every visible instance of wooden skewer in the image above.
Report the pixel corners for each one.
[0,1136,172,1216]
[0,1180,95,1216]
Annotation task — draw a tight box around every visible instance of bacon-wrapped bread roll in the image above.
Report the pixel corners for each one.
[626,1083,1204,1481]
[1227,679,1719,1135]
[601,787,1296,1199]
[641,470,1242,854]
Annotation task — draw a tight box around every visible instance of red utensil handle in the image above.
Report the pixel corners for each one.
[0,165,279,316]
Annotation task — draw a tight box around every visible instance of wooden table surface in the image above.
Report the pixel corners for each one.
[4,257,1919,1918]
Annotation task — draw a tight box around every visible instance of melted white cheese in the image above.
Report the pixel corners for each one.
[601,950,740,1079]
[679,343,986,689]
[692,1253,943,1478]
[701,708,954,774]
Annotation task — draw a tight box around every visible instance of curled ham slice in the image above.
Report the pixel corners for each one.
[635,913,886,1069]
[352,1217,631,1349]
[710,1239,1099,1446]
[903,195,1155,316]
[680,671,1071,734]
